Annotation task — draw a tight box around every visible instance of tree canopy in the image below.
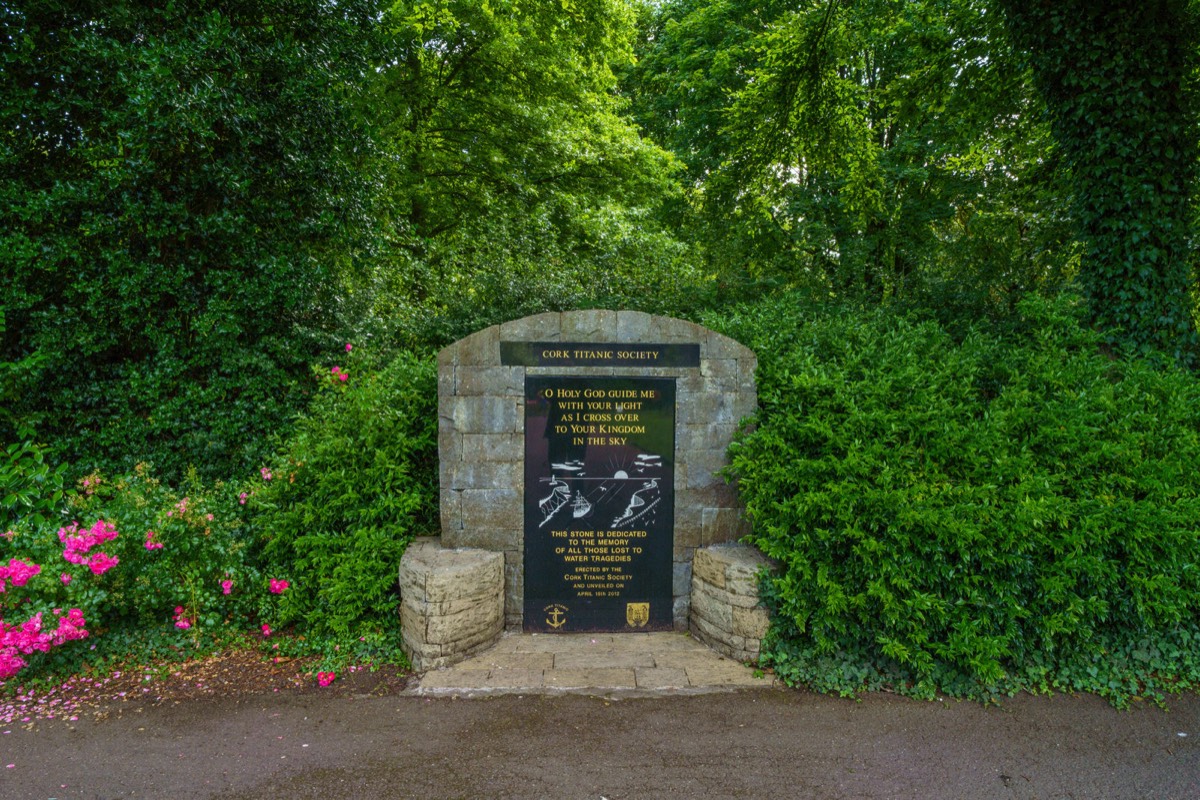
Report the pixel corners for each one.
[1,1,381,479]
[624,0,1078,311]
[996,0,1199,361]
[3,0,1198,479]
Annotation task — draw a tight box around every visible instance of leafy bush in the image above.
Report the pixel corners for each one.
[1,3,380,482]
[371,201,715,353]
[246,347,438,643]
[711,293,1200,703]
[2,466,258,682]
[2,439,68,531]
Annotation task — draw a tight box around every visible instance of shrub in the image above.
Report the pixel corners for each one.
[1,3,380,483]
[2,439,68,531]
[1,465,258,682]
[246,346,438,643]
[710,293,1200,703]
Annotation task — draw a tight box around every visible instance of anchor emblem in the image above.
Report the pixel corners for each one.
[544,604,569,629]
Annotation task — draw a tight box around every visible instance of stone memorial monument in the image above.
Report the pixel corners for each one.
[399,309,769,670]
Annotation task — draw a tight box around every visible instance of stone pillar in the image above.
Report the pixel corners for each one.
[689,543,777,664]
[398,538,504,671]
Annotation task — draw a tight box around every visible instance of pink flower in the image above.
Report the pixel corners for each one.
[87,552,118,576]
[205,513,214,521]
[238,492,248,505]
[331,366,341,375]
[260,467,273,481]
[59,520,118,564]
[144,531,163,550]
[221,580,233,595]
[345,343,352,352]
[268,579,289,594]
[60,573,72,586]
[0,559,41,592]
[0,651,27,680]
[175,619,191,630]
[261,623,271,637]
[338,373,348,382]
[51,610,88,645]
[317,671,336,687]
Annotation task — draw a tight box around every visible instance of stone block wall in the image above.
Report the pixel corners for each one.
[438,310,758,630]
[398,538,505,670]
[689,543,777,663]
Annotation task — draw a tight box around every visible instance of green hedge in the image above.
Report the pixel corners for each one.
[709,294,1200,703]
[246,348,439,642]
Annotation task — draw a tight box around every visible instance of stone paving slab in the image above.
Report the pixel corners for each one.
[545,667,637,689]
[485,668,545,689]
[554,651,656,669]
[634,667,689,690]
[472,651,555,670]
[406,631,779,697]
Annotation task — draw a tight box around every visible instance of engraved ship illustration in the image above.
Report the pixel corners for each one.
[538,479,572,527]
[572,492,592,519]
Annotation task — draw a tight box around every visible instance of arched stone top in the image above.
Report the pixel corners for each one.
[437,309,756,368]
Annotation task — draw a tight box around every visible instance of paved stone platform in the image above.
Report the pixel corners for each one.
[405,631,778,697]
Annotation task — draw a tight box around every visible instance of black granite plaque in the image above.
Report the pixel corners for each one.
[501,342,700,368]
[523,376,675,632]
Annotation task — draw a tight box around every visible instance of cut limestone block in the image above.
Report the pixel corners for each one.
[689,543,777,664]
[399,538,504,671]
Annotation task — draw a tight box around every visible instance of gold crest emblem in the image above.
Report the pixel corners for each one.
[626,602,650,628]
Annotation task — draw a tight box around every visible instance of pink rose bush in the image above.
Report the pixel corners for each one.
[0,522,116,679]
[0,609,88,680]
[2,468,264,683]
[0,559,41,593]
[59,519,119,574]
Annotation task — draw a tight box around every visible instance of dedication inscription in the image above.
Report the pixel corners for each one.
[523,375,675,632]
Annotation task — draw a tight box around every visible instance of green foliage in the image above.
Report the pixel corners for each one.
[247,348,438,641]
[995,0,1199,362]
[2,466,258,680]
[0,1,382,481]
[353,0,708,344]
[626,0,1076,312]
[711,293,1200,703]
[374,201,716,351]
[2,439,68,531]
[378,0,672,241]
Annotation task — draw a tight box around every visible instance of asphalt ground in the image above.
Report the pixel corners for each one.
[2,679,1197,799]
